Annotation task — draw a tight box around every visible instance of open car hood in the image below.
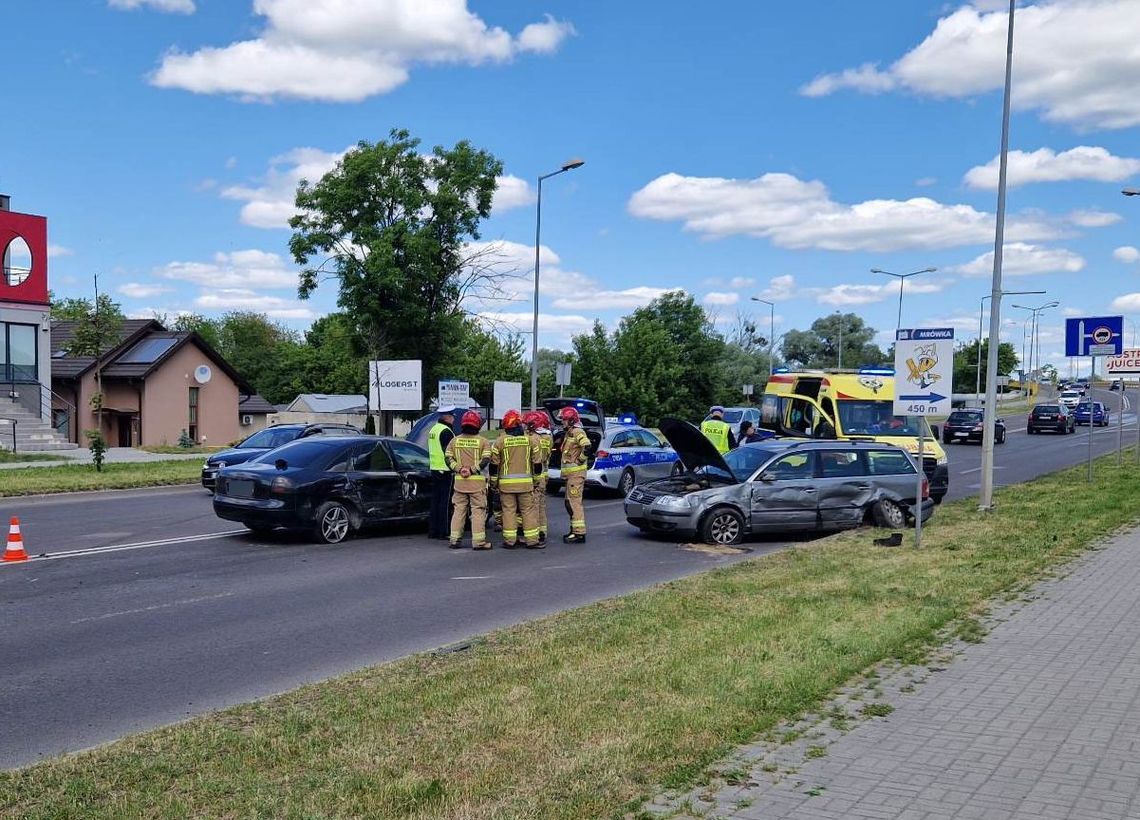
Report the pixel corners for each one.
[542,398,604,431]
[659,417,736,481]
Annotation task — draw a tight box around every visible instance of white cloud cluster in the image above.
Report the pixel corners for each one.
[195,288,317,319]
[628,171,1058,252]
[1114,246,1140,263]
[151,0,574,102]
[1066,209,1122,227]
[223,146,534,229]
[964,146,1140,190]
[119,282,174,299]
[109,0,194,13]
[948,243,1086,277]
[801,0,1140,130]
[759,274,799,301]
[815,278,945,307]
[1111,293,1140,312]
[702,292,740,307]
[156,249,299,289]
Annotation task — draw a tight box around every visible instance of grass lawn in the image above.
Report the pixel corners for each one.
[0,451,67,464]
[0,460,202,496]
[3,453,1139,818]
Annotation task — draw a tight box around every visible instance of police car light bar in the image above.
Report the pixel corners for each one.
[619,414,638,425]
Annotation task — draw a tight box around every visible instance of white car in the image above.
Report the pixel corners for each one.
[1059,389,1082,410]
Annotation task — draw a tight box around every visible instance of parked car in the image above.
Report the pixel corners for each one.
[201,422,363,491]
[1074,401,1111,427]
[701,406,761,441]
[212,436,432,543]
[941,409,1006,445]
[545,398,605,491]
[1110,379,1123,391]
[1059,389,1083,410]
[624,418,934,546]
[580,415,680,496]
[1027,404,1075,434]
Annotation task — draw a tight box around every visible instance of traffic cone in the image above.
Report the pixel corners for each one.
[3,517,28,562]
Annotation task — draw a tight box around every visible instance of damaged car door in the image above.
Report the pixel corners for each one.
[749,451,818,532]
[815,449,874,528]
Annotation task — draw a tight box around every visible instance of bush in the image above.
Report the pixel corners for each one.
[177,429,194,448]
[85,430,107,472]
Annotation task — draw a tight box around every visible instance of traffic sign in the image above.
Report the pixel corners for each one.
[1105,349,1140,375]
[893,328,954,416]
[1066,316,1123,357]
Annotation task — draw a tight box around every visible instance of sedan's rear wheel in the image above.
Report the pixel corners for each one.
[618,468,637,497]
[313,501,353,544]
[872,498,907,529]
[701,507,744,546]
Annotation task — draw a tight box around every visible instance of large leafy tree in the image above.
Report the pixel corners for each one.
[952,339,1019,393]
[781,313,886,369]
[439,321,528,408]
[288,129,504,411]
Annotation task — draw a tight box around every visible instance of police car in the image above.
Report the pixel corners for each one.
[545,401,680,496]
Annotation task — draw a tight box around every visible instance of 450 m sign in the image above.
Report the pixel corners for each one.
[893,328,954,417]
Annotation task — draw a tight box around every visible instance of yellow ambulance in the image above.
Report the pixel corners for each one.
[760,368,949,503]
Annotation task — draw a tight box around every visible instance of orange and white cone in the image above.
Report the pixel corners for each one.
[3,517,28,562]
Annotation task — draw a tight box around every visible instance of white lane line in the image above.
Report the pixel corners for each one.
[69,592,235,624]
[451,575,492,580]
[1,529,247,567]
[959,466,1006,475]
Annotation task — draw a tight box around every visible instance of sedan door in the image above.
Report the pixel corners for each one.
[387,440,434,519]
[633,429,676,480]
[346,441,404,521]
[748,451,818,532]
[815,450,873,528]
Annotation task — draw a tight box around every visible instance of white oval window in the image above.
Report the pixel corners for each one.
[3,236,32,286]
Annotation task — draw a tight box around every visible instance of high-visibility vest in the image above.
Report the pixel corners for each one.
[560,427,590,474]
[701,419,731,454]
[428,422,449,471]
[494,434,535,492]
[447,434,489,492]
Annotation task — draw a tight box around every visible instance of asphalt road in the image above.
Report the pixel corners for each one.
[2,392,1135,769]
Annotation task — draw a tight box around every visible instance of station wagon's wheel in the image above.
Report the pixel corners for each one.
[618,468,636,497]
[872,498,907,529]
[314,501,353,544]
[701,507,744,546]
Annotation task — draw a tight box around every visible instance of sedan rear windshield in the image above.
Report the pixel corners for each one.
[250,439,340,468]
[1033,405,1062,414]
[948,412,983,423]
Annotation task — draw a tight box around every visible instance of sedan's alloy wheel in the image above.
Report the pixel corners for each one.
[319,504,351,544]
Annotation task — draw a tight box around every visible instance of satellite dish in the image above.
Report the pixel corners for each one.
[194,365,213,384]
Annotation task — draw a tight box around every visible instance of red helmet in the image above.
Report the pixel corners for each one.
[502,409,523,430]
[559,406,580,425]
[524,411,542,429]
[461,410,482,429]
[533,410,552,428]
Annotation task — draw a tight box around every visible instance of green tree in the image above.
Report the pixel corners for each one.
[288,128,505,412]
[781,313,885,369]
[952,339,1019,393]
[535,347,573,400]
[210,312,301,404]
[439,321,527,407]
[715,313,778,404]
[170,314,221,350]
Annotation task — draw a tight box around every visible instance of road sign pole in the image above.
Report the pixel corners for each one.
[1119,381,1125,468]
[1088,356,1095,482]
[915,429,924,549]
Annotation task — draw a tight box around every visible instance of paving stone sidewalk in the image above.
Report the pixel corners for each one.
[650,528,1140,820]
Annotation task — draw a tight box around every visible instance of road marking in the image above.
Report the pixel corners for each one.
[0,529,247,567]
[69,592,235,624]
[451,575,492,580]
[959,466,1006,475]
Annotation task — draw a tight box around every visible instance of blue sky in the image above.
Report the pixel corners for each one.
[6,0,1140,374]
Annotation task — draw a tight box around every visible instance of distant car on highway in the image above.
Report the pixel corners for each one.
[1110,379,1123,391]
[1059,389,1083,410]
[1074,401,1110,427]
[1074,380,1090,394]
[212,436,432,544]
[941,409,1006,445]
[201,422,363,491]
[624,419,933,546]
[1027,404,1075,435]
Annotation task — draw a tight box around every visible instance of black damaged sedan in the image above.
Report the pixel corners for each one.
[212,436,433,544]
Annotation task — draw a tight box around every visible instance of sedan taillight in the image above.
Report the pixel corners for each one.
[922,478,930,499]
[270,476,295,494]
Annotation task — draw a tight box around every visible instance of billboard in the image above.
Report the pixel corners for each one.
[368,360,422,412]
[492,381,522,420]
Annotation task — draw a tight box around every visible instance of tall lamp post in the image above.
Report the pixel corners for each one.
[530,158,585,410]
[750,296,776,381]
[1011,300,1059,398]
[977,289,1045,400]
[871,266,937,330]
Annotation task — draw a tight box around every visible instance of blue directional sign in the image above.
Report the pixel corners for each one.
[1065,316,1123,357]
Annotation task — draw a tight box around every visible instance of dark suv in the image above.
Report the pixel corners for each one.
[201,423,362,490]
[1026,404,1074,435]
[941,409,1006,445]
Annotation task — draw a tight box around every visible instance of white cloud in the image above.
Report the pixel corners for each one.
[801,1,1140,130]
[760,274,798,301]
[553,286,682,311]
[1111,293,1140,312]
[964,146,1140,190]
[151,0,572,102]
[1114,246,1140,263]
[194,288,317,319]
[1066,209,1121,227]
[727,276,756,289]
[628,171,1059,252]
[47,245,73,258]
[109,0,194,13]
[157,249,299,289]
[948,243,1085,277]
[815,279,945,307]
[702,291,739,306]
[118,282,174,299]
[224,146,533,229]
[1062,306,1086,316]
[915,177,938,187]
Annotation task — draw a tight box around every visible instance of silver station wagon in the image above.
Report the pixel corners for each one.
[624,418,935,545]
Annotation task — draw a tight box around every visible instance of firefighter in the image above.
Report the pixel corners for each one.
[426,407,457,539]
[558,406,591,543]
[489,410,543,549]
[445,410,492,550]
[526,411,554,545]
[700,405,736,454]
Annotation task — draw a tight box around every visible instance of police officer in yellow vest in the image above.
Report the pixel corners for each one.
[700,406,737,455]
[558,406,592,543]
[446,411,492,550]
[490,410,543,549]
[427,408,457,539]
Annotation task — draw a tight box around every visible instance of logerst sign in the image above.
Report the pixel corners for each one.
[1105,349,1140,375]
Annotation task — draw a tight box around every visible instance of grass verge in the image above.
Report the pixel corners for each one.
[0,460,203,496]
[3,451,1139,818]
[0,451,67,464]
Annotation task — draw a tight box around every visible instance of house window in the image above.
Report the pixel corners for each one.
[188,387,199,442]
[1,322,37,382]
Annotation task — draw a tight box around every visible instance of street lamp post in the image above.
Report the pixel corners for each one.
[530,158,585,410]
[1011,301,1059,400]
[871,267,937,330]
[836,312,844,369]
[977,289,1045,401]
[750,296,776,381]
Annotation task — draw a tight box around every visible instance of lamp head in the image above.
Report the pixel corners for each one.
[562,158,585,171]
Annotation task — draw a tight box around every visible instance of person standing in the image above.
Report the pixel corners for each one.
[558,406,591,544]
[490,410,543,549]
[700,406,736,454]
[445,411,492,550]
[427,408,457,539]
[526,411,554,545]
[737,420,772,445]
